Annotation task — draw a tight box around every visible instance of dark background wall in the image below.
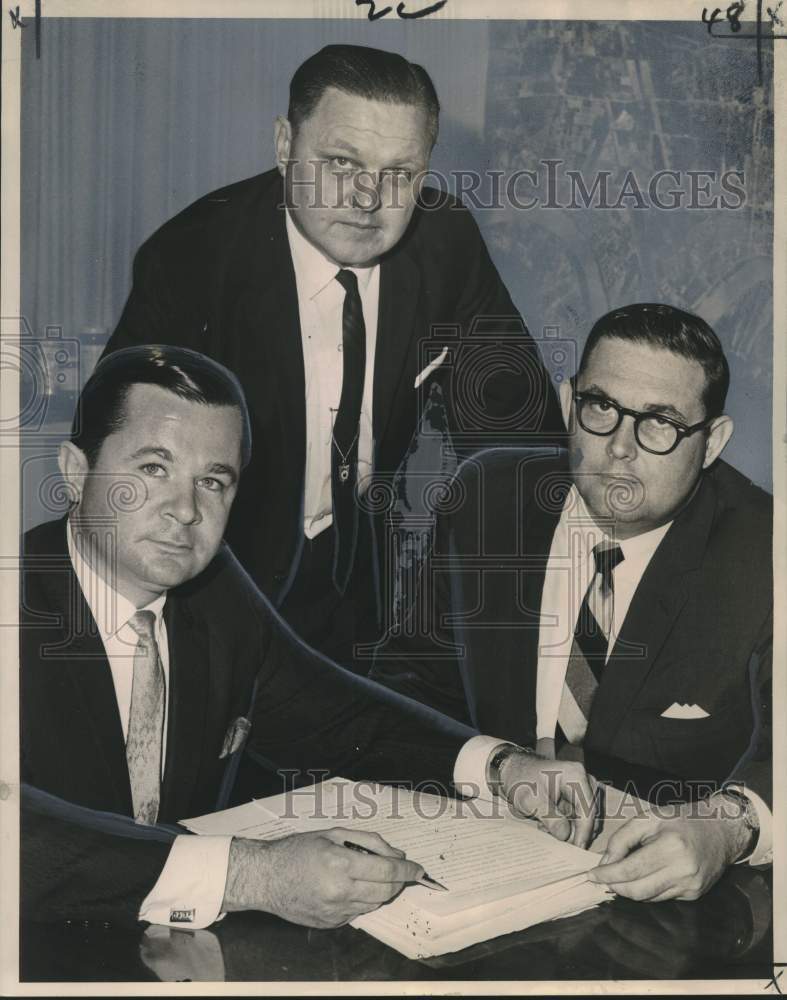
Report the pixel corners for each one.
[20,18,773,526]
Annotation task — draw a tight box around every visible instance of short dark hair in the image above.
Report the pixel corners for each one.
[71,345,252,468]
[288,44,440,148]
[579,303,730,419]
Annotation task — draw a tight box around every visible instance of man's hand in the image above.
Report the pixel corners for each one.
[223,828,424,928]
[498,751,601,848]
[588,797,754,901]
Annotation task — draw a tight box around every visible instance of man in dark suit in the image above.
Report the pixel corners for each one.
[21,345,595,932]
[102,44,563,670]
[371,304,773,901]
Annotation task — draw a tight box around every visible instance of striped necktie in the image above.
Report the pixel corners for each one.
[126,609,165,824]
[557,540,624,746]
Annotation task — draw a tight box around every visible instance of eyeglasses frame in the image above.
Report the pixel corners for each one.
[571,388,715,455]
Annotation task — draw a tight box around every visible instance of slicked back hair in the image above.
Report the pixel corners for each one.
[288,43,440,148]
[579,303,730,419]
[72,345,252,468]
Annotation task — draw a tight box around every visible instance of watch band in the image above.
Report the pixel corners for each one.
[711,786,761,862]
[713,787,760,834]
[486,742,533,797]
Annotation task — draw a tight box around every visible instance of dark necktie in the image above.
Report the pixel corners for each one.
[557,540,624,745]
[126,610,165,824]
[331,269,367,594]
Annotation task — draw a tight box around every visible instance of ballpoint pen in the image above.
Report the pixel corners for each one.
[343,840,449,891]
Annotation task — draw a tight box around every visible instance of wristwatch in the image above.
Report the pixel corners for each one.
[486,743,533,798]
[711,786,760,855]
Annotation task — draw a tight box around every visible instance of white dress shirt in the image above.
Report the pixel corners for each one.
[286,212,380,539]
[530,487,772,865]
[66,519,505,927]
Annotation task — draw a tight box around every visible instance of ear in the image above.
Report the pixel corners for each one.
[558,379,573,432]
[702,414,734,468]
[274,115,293,177]
[57,441,89,508]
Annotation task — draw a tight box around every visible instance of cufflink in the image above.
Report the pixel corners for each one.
[219,716,251,758]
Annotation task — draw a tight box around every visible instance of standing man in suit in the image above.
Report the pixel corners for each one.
[20,345,595,932]
[371,303,773,901]
[102,43,563,670]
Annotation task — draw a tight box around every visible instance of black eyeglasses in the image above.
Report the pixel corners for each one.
[572,391,713,455]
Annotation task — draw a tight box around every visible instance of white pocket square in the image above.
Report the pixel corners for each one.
[660,702,710,720]
[414,347,449,389]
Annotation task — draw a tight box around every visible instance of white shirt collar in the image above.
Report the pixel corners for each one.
[563,484,673,565]
[67,518,167,643]
[285,209,376,301]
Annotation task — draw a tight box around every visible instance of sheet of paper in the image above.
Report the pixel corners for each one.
[358,860,611,958]
[360,876,610,960]
[182,777,614,958]
[185,778,602,915]
[181,799,299,839]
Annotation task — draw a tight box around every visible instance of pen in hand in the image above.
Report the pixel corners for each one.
[343,840,449,891]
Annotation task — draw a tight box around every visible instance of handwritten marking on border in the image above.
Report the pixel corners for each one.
[702,0,787,84]
[355,0,448,21]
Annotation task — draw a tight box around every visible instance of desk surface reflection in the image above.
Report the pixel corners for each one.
[21,864,772,984]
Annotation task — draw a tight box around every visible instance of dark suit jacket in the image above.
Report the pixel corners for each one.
[370,449,772,806]
[103,169,562,605]
[20,517,475,926]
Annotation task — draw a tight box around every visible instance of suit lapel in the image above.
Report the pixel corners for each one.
[65,635,133,814]
[589,475,717,744]
[28,519,132,812]
[219,179,307,588]
[462,453,566,744]
[374,241,422,449]
[226,179,306,474]
[158,593,211,822]
[516,462,570,739]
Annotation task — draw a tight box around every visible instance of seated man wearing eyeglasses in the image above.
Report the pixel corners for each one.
[371,302,773,902]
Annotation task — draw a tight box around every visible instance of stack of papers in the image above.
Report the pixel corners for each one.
[182,777,613,959]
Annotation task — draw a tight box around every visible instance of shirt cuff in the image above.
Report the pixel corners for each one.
[730,786,773,867]
[138,834,233,929]
[453,734,513,801]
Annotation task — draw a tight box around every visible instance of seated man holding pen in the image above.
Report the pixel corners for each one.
[20,345,597,932]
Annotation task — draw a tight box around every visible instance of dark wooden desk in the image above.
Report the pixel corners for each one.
[20,861,772,983]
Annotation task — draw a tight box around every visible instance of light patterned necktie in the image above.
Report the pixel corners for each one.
[126,609,165,824]
[556,540,624,746]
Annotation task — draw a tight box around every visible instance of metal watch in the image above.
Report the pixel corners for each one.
[712,786,760,840]
[486,743,533,797]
